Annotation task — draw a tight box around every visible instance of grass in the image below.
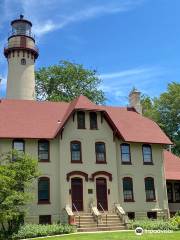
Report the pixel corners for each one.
[32,231,180,240]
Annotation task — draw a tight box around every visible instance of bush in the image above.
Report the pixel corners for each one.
[12,224,76,239]
[170,216,180,229]
[129,219,179,231]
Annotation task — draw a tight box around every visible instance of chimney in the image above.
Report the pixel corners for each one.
[129,87,142,114]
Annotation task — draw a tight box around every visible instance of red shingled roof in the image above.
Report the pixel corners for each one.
[164,150,180,180]
[0,95,172,144]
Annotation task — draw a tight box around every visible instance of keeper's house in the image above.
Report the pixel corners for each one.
[0,15,179,230]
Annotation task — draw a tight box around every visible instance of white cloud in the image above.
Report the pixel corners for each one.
[19,0,145,37]
[99,66,169,105]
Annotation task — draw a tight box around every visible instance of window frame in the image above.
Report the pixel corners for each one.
[39,215,51,225]
[167,182,173,203]
[142,144,153,165]
[70,141,82,163]
[38,177,50,204]
[121,143,131,164]
[123,177,134,202]
[89,112,98,130]
[38,140,50,162]
[12,139,25,153]
[95,142,106,164]
[77,111,86,129]
[144,177,156,202]
[174,183,180,203]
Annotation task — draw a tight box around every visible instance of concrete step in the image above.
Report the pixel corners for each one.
[77,225,126,232]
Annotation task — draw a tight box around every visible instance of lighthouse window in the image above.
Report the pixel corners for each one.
[21,58,26,65]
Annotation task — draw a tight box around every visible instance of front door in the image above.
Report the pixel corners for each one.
[71,178,83,211]
[96,177,108,211]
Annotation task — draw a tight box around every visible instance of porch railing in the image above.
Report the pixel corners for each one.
[73,203,80,227]
[98,202,107,226]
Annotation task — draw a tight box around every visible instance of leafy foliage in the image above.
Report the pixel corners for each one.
[12,224,76,239]
[141,82,180,156]
[35,60,105,104]
[0,151,39,239]
[129,219,179,231]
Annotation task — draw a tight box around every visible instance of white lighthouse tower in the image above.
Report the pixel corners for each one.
[4,15,38,100]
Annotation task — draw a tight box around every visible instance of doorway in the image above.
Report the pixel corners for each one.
[71,178,83,211]
[96,177,108,211]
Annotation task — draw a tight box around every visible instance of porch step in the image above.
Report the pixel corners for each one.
[74,212,126,232]
[77,225,126,232]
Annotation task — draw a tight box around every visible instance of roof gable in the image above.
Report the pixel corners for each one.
[0,96,172,144]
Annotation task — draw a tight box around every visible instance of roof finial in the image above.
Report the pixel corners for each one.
[20,14,24,19]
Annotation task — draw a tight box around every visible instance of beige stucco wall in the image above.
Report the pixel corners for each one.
[0,111,169,222]
[6,36,36,100]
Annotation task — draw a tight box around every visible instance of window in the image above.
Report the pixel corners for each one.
[95,142,106,163]
[147,212,157,219]
[38,177,50,204]
[121,144,131,164]
[90,112,98,129]
[39,215,51,225]
[142,144,153,164]
[145,177,156,201]
[77,111,85,129]
[167,182,173,202]
[71,141,82,163]
[127,212,135,220]
[13,139,25,153]
[123,177,134,202]
[21,58,26,65]
[174,183,180,202]
[38,140,49,162]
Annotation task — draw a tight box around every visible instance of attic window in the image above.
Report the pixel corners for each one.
[77,111,85,129]
[90,112,98,129]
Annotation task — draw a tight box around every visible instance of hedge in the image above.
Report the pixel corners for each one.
[12,224,76,239]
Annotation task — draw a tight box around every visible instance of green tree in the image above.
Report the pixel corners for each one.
[35,60,105,104]
[0,151,39,239]
[141,82,180,156]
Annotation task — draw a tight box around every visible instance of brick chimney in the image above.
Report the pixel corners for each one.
[129,88,142,114]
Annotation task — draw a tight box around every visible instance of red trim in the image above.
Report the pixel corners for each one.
[70,141,82,163]
[38,140,50,162]
[90,112,98,130]
[121,143,131,164]
[142,144,153,165]
[91,171,112,181]
[95,142,106,164]
[67,171,88,182]
[144,177,156,201]
[4,46,38,59]
[123,177,134,202]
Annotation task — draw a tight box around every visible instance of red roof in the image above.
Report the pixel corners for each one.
[164,150,180,180]
[0,96,172,144]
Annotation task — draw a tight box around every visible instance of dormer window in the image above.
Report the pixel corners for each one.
[77,111,85,129]
[90,112,98,129]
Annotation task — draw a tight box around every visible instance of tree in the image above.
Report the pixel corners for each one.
[0,151,39,239]
[35,60,105,104]
[141,82,180,156]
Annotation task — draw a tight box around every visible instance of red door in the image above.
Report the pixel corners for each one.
[96,178,108,211]
[71,178,83,211]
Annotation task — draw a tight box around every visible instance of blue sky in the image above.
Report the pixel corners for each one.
[0,0,179,105]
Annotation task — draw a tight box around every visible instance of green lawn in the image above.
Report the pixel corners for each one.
[33,231,180,240]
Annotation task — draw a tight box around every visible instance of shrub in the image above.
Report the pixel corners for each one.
[129,219,179,231]
[12,224,76,239]
[170,216,180,229]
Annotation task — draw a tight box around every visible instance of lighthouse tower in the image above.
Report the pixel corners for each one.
[4,15,38,100]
